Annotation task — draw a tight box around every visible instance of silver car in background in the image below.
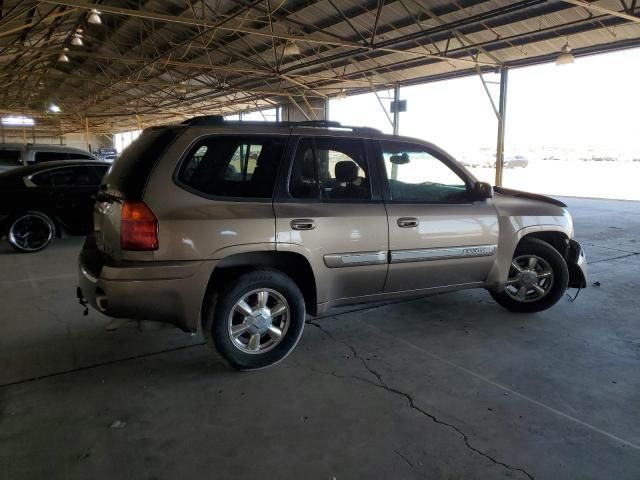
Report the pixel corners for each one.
[0,143,100,173]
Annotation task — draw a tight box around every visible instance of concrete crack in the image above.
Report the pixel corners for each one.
[307,320,534,480]
[588,252,639,264]
[583,243,640,255]
[392,448,416,471]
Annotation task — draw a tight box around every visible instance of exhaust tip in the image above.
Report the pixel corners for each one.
[95,288,108,312]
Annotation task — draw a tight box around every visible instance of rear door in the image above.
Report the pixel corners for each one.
[376,140,499,293]
[274,134,388,305]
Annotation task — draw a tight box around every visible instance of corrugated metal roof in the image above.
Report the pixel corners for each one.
[0,0,638,133]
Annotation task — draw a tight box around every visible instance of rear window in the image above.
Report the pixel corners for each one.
[104,127,181,200]
[177,135,286,199]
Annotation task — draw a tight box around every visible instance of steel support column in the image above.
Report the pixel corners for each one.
[391,82,401,180]
[85,117,90,151]
[495,68,508,186]
[392,82,400,135]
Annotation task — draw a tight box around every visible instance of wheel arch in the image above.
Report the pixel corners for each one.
[519,230,569,257]
[201,250,318,329]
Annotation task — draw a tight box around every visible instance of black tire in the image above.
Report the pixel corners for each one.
[205,270,306,370]
[490,238,569,313]
[7,211,55,253]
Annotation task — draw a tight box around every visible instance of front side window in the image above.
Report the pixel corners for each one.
[289,137,371,201]
[178,136,285,199]
[381,141,469,203]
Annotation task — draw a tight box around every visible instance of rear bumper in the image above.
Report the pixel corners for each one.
[77,236,216,331]
[567,239,587,289]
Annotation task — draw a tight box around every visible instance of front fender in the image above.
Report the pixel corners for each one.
[567,239,588,288]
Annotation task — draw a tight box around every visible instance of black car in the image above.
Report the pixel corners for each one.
[0,161,110,252]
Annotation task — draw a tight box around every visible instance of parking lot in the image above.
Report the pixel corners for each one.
[1,196,639,480]
[470,160,640,201]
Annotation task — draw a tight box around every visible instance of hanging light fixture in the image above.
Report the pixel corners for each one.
[71,32,83,46]
[335,88,347,100]
[175,82,188,95]
[556,44,574,66]
[88,8,102,25]
[283,41,300,56]
[58,48,70,63]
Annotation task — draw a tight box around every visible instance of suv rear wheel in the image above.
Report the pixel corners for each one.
[206,270,306,370]
[490,238,569,313]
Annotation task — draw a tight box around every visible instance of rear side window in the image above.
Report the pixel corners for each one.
[0,149,21,166]
[289,137,371,201]
[91,165,109,183]
[32,166,97,186]
[178,136,286,199]
[69,152,94,160]
[34,151,69,162]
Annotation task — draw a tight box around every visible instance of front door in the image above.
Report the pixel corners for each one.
[274,135,388,305]
[376,140,499,293]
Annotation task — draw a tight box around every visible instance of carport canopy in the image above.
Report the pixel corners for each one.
[1,0,639,137]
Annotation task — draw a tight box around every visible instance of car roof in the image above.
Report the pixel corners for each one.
[0,143,96,153]
[0,143,26,150]
[0,160,110,178]
[24,144,95,154]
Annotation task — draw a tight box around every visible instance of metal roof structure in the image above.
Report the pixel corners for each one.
[1,0,639,135]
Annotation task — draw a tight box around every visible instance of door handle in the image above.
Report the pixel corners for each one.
[291,219,316,231]
[397,217,419,228]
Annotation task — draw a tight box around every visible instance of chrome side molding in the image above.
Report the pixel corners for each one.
[324,251,387,268]
[390,245,497,263]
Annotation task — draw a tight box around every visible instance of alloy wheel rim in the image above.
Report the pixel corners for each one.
[8,215,53,251]
[227,288,290,354]
[504,254,554,302]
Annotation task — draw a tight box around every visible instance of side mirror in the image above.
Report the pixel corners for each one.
[473,181,493,200]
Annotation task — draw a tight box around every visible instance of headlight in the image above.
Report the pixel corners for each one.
[565,210,575,238]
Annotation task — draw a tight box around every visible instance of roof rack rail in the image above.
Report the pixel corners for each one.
[289,120,382,134]
[294,120,342,128]
[179,115,381,133]
[181,115,224,126]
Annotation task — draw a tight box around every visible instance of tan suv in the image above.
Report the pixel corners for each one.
[78,117,587,370]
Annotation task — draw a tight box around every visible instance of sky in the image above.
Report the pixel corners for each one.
[329,47,640,159]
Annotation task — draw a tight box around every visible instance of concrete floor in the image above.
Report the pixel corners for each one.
[1,197,639,479]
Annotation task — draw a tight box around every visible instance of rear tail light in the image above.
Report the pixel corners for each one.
[120,201,158,251]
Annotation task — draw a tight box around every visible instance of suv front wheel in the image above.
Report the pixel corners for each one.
[490,238,569,313]
[206,270,306,370]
